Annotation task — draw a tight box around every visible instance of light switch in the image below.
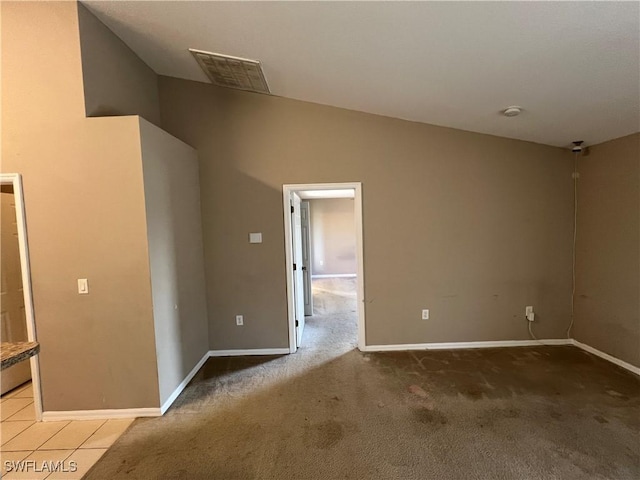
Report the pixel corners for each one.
[78,278,89,294]
[249,233,262,244]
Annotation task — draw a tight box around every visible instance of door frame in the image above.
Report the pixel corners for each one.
[282,182,365,353]
[0,173,42,420]
[290,192,306,347]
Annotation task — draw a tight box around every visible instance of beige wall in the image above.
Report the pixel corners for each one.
[309,198,357,276]
[574,133,640,367]
[2,1,160,410]
[78,3,161,126]
[139,117,209,406]
[158,76,574,348]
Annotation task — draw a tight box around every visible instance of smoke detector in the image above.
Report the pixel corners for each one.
[502,106,522,117]
[189,49,270,95]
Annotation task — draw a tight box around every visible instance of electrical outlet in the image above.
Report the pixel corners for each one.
[525,306,535,322]
[236,315,244,326]
[422,309,429,320]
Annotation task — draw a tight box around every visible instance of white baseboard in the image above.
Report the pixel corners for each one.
[42,352,212,421]
[160,351,210,414]
[362,338,639,376]
[208,348,290,357]
[362,339,573,352]
[572,339,640,376]
[311,274,357,279]
[42,408,161,422]
[39,349,287,422]
[39,339,638,422]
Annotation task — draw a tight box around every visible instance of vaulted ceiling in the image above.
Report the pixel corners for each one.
[82,1,639,148]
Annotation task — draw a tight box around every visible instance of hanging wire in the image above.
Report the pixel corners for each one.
[528,319,538,340]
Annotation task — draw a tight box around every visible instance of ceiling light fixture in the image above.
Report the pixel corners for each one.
[298,189,355,199]
[189,48,270,95]
[502,106,522,117]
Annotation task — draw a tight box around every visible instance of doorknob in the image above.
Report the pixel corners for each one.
[302,266,307,271]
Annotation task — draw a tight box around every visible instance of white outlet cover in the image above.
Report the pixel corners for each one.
[236,315,244,325]
[422,309,429,320]
[249,233,262,243]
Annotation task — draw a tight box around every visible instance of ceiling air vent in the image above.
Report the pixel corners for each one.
[189,49,270,95]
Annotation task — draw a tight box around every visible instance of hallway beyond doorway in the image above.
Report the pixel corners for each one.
[299,277,358,351]
[312,277,357,316]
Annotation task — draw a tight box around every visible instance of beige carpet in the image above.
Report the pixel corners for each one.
[86,279,640,479]
[311,277,357,316]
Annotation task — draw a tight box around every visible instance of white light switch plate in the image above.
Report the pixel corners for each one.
[249,233,262,244]
[78,278,89,294]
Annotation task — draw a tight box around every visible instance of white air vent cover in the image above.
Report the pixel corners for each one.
[189,49,270,95]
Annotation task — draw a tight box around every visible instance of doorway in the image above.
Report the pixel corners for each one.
[283,183,365,353]
[0,173,42,420]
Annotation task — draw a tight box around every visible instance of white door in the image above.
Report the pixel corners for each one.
[1,190,31,394]
[300,200,313,316]
[291,193,306,346]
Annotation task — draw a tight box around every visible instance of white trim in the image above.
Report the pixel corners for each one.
[282,186,298,353]
[362,339,640,376]
[362,339,573,352]
[208,348,290,357]
[283,183,366,353]
[42,408,161,422]
[0,174,42,421]
[159,351,210,414]
[38,341,637,422]
[311,274,357,279]
[283,188,296,354]
[353,184,366,351]
[572,339,640,376]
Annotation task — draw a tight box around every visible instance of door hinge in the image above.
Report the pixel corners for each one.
[295,320,299,327]
[291,205,294,213]
[293,263,297,271]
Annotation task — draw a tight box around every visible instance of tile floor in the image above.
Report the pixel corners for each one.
[1,382,134,479]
